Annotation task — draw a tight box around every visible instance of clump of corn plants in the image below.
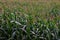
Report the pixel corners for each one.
[0,9,60,40]
[0,1,60,40]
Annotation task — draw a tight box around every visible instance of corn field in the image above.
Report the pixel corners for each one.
[0,0,60,40]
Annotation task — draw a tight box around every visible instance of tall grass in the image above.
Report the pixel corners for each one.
[0,0,60,40]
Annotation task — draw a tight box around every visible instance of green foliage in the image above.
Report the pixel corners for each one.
[0,1,60,40]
